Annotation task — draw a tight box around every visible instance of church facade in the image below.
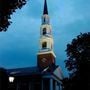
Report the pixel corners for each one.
[1,0,63,90]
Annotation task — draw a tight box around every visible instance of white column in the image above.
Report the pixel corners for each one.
[50,79,53,90]
[55,81,57,90]
[59,84,62,90]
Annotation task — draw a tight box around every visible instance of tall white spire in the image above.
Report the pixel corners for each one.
[43,0,48,14]
[37,0,56,69]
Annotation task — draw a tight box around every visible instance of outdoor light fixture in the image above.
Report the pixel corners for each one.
[9,76,15,83]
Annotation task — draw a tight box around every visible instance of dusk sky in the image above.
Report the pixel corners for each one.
[0,0,90,76]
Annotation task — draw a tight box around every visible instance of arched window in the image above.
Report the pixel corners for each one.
[44,18,45,23]
[43,28,47,35]
[51,44,53,49]
[42,42,47,49]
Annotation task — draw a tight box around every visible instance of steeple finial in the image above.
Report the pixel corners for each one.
[43,0,48,14]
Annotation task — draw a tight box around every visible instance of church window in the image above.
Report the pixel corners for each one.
[44,18,45,23]
[43,28,47,35]
[42,42,47,49]
[51,44,53,49]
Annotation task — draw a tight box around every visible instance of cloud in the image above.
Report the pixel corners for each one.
[24,0,42,19]
[50,0,90,26]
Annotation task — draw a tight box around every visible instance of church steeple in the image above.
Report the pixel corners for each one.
[43,0,48,15]
[37,0,56,70]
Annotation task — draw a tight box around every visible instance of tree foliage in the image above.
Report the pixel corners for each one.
[63,32,90,90]
[65,32,90,75]
[0,0,26,32]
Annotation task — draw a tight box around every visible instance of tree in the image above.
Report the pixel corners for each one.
[0,0,26,32]
[63,32,90,90]
[0,68,8,90]
[62,78,72,90]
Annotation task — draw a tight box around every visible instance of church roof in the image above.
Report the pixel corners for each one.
[7,66,63,80]
[7,67,40,76]
[53,66,64,80]
[43,0,48,14]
